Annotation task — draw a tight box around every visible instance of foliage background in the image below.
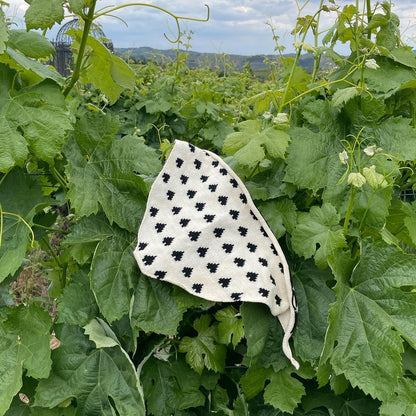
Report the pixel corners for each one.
[0,0,416,415]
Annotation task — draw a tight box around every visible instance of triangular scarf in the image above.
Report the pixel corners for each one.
[134,140,298,368]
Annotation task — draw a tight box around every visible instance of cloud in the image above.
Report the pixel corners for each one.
[5,0,416,55]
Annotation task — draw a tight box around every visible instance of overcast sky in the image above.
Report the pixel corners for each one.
[7,0,416,55]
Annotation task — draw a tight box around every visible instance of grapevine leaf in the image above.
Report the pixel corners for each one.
[291,203,347,269]
[257,198,297,238]
[84,318,120,348]
[302,99,345,137]
[142,358,206,415]
[63,213,115,245]
[331,86,361,108]
[62,213,115,264]
[302,385,381,416]
[4,79,71,164]
[263,367,305,414]
[214,306,244,347]
[65,112,161,232]
[380,377,416,416]
[333,56,416,98]
[0,8,8,55]
[368,117,416,161]
[388,46,416,69]
[0,110,29,172]
[57,271,99,326]
[240,366,271,400]
[284,127,343,192]
[131,276,184,335]
[0,169,50,282]
[404,202,416,245]
[352,184,394,229]
[8,30,55,59]
[240,303,288,371]
[90,225,138,323]
[0,305,54,415]
[69,30,135,103]
[201,120,233,149]
[385,198,416,247]
[212,385,249,416]
[0,47,63,84]
[35,324,145,415]
[321,242,416,400]
[292,261,335,363]
[223,120,260,153]
[0,77,69,171]
[67,0,88,14]
[172,286,214,310]
[0,336,22,416]
[24,0,64,30]
[223,120,290,166]
[4,305,53,379]
[245,161,296,201]
[179,315,226,374]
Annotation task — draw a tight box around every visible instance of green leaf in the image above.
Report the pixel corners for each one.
[212,385,249,416]
[223,120,290,166]
[179,315,226,374]
[0,8,8,55]
[291,203,347,269]
[292,261,335,363]
[0,337,24,415]
[214,306,244,347]
[90,225,138,323]
[0,169,50,282]
[263,367,305,414]
[201,120,233,149]
[1,47,63,85]
[321,241,416,400]
[24,0,64,30]
[70,30,135,103]
[331,86,361,109]
[302,385,381,416]
[368,117,416,161]
[35,324,145,415]
[63,213,115,245]
[385,198,416,247]
[257,198,297,238]
[240,366,271,400]
[390,46,416,69]
[4,305,53,378]
[1,79,71,168]
[57,270,99,326]
[84,317,120,348]
[380,377,416,416]
[240,303,288,371]
[0,305,55,415]
[67,0,88,14]
[8,30,55,59]
[284,127,343,192]
[131,276,184,335]
[245,162,295,201]
[65,112,161,232]
[142,358,206,415]
[352,184,394,229]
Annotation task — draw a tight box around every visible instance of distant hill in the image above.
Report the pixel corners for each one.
[114,47,318,72]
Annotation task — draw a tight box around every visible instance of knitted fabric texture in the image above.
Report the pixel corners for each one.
[134,140,298,368]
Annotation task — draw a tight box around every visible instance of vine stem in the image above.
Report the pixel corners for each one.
[343,187,357,234]
[63,0,98,97]
[312,0,324,82]
[279,7,324,112]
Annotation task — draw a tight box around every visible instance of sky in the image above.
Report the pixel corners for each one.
[6,0,416,55]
